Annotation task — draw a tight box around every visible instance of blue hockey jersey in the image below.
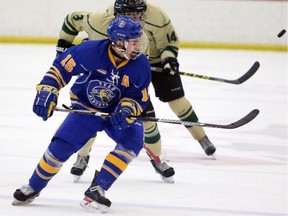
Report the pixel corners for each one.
[40,39,151,114]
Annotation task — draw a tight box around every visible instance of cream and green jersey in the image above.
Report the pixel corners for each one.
[59,3,179,64]
[140,3,180,64]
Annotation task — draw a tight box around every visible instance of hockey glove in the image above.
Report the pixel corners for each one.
[56,39,74,57]
[33,84,59,121]
[110,101,137,129]
[161,57,179,75]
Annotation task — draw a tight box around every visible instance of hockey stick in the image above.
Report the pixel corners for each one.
[55,104,110,117]
[53,105,259,129]
[151,61,260,84]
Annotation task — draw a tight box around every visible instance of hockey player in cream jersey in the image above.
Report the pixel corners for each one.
[56,0,216,184]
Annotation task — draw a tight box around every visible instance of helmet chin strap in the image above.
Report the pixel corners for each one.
[111,40,141,60]
[110,43,127,60]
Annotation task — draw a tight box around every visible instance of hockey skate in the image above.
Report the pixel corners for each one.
[145,149,175,183]
[80,178,112,213]
[70,154,90,183]
[150,159,175,183]
[199,135,216,158]
[12,184,39,205]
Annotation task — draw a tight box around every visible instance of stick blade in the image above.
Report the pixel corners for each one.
[223,109,260,129]
[235,61,260,84]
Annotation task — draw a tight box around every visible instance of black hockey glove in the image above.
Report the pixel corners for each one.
[161,57,179,75]
[56,39,74,57]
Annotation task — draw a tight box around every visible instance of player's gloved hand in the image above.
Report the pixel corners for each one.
[56,39,74,57]
[161,57,179,75]
[110,102,136,129]
[33,84,59,121]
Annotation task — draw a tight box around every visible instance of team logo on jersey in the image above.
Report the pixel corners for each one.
[87,80,121,108]
[106,69,120,85]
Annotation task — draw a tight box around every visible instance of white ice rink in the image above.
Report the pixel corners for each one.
[0,44,287,216]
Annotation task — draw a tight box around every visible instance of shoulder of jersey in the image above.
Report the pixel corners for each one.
[74,39,109,56]
[88,12,114,31]
[145,3,168,26]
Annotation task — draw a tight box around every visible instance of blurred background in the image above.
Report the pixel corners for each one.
[0,0,287,50]
[0,1,287,216]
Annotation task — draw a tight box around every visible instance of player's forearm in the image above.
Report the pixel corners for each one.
[59,30,77,44]
[160,45,179,60]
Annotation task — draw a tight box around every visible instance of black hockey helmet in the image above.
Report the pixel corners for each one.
[114,0,147,16]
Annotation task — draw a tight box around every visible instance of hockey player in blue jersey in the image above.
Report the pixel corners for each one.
[12,16,151,213]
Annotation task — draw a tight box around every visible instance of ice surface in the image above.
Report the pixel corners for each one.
[0,44,287,216]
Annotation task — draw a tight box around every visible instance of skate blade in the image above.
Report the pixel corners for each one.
[80,197,108,213]
[72,175,81,183]
[210,153,216,160]
[161,175,174,184]
[12,198,35,206]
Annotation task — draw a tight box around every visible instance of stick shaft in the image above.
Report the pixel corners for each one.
[53,107,259,129]
[151,61,260,84]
